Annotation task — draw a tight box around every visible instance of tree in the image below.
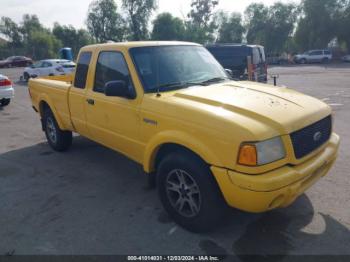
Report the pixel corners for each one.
[53,23,93,58]
[336,0,350,51]
[28,30,61,59]
[214,11,245,43]
[244,2,298,54]
[294,0,342,51]
[86,0,126,43]
[122,0,157,40]
[21,14,44,42]
[185,0,219,43]
[265,2,298,53]
[244,3,269,46]
[188,0,219,28]
[0,17,22,47]
[152,13,185,40]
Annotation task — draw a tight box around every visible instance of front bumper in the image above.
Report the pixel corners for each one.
[211,133,340,213]
[0,86,15,100]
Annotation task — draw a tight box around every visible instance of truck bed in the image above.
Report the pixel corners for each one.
[29,78,73,130]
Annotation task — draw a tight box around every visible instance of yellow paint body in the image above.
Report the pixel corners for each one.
[28,41,340,212]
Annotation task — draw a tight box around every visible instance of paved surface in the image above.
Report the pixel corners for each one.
[0,65,350,257]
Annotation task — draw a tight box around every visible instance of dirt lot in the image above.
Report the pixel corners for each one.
[0,65,350,257]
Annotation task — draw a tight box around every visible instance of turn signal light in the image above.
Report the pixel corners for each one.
[238,144,257,166]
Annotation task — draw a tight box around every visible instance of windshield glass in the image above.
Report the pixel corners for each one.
[130,45,229,93]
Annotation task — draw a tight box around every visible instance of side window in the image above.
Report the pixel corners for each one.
[94,51,132,93]
[74,52,92,89]
[324,50,331,55]
[310,51,322,56]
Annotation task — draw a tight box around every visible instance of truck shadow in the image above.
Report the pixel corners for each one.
[1,136,349,256]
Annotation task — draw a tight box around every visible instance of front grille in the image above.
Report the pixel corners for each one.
[290,115,332,159]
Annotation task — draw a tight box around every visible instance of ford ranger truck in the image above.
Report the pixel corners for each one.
[28,42,340,232]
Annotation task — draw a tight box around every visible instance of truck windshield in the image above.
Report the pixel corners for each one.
[130,45,229,93]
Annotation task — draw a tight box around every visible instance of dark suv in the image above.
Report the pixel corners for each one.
[206,44,267,83]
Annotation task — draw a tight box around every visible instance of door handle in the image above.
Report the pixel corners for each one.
[86,98,95,105]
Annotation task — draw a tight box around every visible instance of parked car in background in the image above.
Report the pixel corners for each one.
[0,56,33,68]
[23,59,76,81]
[341,54,350,62]
[294,50,332,64]
[0,74,14,106]
[206,44,267,83]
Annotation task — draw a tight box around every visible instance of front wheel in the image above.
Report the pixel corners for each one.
[0,99,11,106]
[157,151,227,232]
[43,108,72,151]
[322,58,329,64]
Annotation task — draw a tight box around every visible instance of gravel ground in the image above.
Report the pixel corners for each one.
[0,64,349,258]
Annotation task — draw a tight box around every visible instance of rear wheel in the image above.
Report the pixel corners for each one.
[43,108,72,151]
[0,99,11,106]
[157,151,227,232]
[300,58,307,64]
[23,72,30,82]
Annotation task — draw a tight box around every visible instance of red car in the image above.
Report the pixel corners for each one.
[0,56,33,68]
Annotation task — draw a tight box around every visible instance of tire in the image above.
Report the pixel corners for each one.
[43,108,72,152]
[23,72,30,82]
[0,99,11,106]
[322,58,329,64]
[157,151,227,232]
[300,58,307,64]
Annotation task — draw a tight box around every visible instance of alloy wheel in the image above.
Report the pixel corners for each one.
[166,169,202,218]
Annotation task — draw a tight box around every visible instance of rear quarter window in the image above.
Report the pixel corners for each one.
[252,48,261,64]
[74,52,92,89]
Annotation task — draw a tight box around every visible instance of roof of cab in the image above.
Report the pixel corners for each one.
[80,41,201,52]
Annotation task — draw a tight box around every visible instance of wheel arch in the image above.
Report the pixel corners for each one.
[38,97,65,130]
[143,131,222,174]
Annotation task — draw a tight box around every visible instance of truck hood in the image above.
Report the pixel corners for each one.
[168,81,331,136]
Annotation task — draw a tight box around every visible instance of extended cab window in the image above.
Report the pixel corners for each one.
[94,51,132,93]
[74,52,92,89]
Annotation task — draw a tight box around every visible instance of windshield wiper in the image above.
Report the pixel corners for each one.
[153,81,204,93]
[199,77,229,85]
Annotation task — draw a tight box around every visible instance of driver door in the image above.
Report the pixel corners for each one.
[85,51,143,162]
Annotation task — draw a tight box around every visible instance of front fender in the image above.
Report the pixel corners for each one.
[143,130,223,173]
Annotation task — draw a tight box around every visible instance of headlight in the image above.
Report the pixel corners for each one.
[238,136,286,166]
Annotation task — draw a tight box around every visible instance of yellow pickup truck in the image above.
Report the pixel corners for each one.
[29,41,339,232]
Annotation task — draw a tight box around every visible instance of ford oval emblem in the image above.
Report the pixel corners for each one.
[313,131,322,142]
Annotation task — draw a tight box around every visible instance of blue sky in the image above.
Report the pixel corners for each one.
[0,0,299,29]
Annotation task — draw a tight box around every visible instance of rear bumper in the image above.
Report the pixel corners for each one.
[211,133,340,212]
[0,86,15,100]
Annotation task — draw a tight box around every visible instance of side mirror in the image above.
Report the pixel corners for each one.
[225,68,233,77]
[104,80,136,99]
